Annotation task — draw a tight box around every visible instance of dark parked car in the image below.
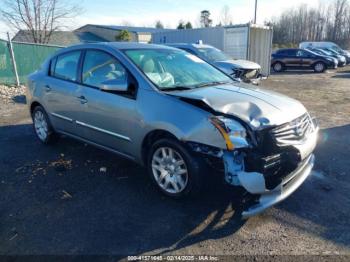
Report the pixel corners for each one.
[322,48,348,66]
[307,48,346,67]
[271,48,338,73]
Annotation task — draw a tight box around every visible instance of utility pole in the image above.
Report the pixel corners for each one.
[7,32,20,87]
[254,0,258,24]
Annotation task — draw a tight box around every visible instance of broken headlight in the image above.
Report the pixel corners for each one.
[210,116,250,150]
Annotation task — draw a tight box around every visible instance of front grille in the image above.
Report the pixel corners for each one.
[271,113,315,146]
[244,113,316,189]
[245,149,300,190]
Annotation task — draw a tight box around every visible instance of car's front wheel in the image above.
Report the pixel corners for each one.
[147,138,203,198]
[272,62,284,72]
[313,62,326,73]
[32,106,58,144]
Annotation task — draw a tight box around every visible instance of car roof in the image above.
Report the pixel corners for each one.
[166,43,215,49]
[277,48,300,51]
[54,42,178,54]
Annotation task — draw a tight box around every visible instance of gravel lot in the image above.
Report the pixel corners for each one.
[0,68,349,259]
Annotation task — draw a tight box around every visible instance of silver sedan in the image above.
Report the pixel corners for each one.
[27,43,318,218]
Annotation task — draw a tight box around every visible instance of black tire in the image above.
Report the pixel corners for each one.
[31,105,58,144]
[272,62,284,72]
[313,62,326,73]
[147,138,204,198]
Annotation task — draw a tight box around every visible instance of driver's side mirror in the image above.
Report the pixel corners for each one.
[99,78,129,92]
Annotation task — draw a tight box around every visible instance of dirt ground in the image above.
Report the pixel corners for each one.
[0,67,349,259]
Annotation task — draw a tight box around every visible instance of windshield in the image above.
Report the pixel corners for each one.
[326,48,339,55]
[330,45,342,53]
[304,49,319,56]
[197,47,231,62]
[124,49,232,90]
[317,49,332,56]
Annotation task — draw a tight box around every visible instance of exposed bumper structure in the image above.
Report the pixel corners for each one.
[221,117,318,218]
[241,154,314,218]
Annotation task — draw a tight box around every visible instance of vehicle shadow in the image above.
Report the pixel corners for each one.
[1,123,349,255]
[275,124,350,247]
[332,73,350,79]
[269,69,339,76]
[0,123,246,256]
[270,70,317,76]
[11,95,27,104]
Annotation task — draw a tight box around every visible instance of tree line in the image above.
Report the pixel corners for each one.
[268,0,350,48]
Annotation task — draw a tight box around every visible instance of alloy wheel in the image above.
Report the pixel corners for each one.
[34,110,49,141]
[151,147,188,194]
[274,63,282,72]
[315,63,325,72]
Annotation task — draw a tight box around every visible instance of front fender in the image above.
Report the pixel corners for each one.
[137,88,227,150]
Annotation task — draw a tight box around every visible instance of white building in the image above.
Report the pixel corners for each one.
[76,24,172,43]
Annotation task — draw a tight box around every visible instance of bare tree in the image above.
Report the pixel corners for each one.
[329,0,348,41]
[220,5,232,26]
[268,0,350,49]
[0,0,81,44]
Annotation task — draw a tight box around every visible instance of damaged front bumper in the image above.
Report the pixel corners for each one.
[221,119,318,218]
[241,154,314,218]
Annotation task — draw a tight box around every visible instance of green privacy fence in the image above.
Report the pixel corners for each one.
[0,39,13,85]
[0,39,62,85]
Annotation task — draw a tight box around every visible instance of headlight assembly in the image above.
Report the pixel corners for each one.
[210,116,249,150]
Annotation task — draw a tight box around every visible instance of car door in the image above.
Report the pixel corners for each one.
[43,50,85,135]
[76,49,139,157]
[283,49,300,67]
[297,50,314,68]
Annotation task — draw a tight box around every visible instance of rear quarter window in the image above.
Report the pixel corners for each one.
[52,51,81,81]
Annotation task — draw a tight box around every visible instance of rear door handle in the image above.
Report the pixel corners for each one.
[45,85,51,92]
[77,95,88,104]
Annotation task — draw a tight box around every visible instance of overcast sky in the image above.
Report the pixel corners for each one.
[0,0,323,39]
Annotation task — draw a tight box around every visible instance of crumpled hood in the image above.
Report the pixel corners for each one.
[215,59,261,71]
[169,83,307,129]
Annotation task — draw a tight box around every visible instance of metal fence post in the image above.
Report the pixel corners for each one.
[7,32,20,87]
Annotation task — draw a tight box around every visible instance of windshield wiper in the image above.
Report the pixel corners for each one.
[162,86,192,92]
[196,81,232,88]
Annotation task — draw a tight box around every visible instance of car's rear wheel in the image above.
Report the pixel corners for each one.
[147,138,203,198]
[314,62,326,73]
[32,106,58,144]
[272,62,284,72]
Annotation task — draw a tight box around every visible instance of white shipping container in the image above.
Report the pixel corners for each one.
[152,24,273,76]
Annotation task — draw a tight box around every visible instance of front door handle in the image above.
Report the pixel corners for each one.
[77,95,88,104]
[45,85,51,92]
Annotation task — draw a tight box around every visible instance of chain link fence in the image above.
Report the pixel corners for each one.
[0,39,62,85]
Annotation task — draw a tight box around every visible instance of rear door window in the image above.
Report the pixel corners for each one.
[53,51,81,81]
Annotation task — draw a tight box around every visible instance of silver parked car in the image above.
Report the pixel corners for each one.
[166,43,264,85]
[27,43,318,218]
